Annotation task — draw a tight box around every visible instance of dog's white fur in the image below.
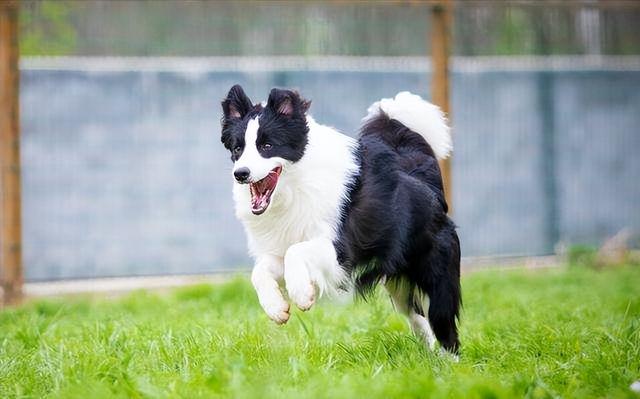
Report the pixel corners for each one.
[385,278,437,349]
[233,92,450,329]
[233,116,358,322]
[365,91,452,160]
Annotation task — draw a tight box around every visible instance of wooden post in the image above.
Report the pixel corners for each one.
[0,0,22,306]
[431,0,453,213]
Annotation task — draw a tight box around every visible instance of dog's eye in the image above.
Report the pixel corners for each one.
[260,143,272,151]
[233,146,242,156]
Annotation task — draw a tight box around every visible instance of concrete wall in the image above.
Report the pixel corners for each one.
[19,57,640,280]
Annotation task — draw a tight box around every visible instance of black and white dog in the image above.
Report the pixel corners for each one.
[220,85,461,353]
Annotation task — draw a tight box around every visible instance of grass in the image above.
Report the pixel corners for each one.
[1,265,639,399]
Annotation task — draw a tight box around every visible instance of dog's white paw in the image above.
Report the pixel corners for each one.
[262,298,290,324]
[287,281,316,311]
[265,302,290,324]
[439,347,460,362]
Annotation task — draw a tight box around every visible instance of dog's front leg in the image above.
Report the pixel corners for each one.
[284,238,345,311]
[251,255,290,324]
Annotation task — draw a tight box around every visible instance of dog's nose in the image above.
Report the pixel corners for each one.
[234,167,251,183]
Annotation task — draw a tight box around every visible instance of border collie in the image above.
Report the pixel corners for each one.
[220,85,461,354]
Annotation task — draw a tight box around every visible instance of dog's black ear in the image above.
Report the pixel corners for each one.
[222,85,253,120]
[266,88,311,118]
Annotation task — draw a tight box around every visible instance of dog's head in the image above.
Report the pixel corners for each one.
[221,85,311,215]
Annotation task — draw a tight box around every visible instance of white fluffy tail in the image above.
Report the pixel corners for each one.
[363,91,452,160]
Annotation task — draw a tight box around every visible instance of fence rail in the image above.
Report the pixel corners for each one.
[19,55,640,73]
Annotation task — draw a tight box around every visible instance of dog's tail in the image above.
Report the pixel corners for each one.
[363,91,452,160]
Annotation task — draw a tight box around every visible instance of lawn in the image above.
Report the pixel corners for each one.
[1,265,639,399]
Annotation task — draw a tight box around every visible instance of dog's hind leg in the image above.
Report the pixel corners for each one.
[419,231,461,354]
[385,278,437,350]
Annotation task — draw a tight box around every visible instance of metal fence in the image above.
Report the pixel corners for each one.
[7,0,640,281]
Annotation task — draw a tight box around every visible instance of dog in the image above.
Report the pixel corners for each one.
[220,85,461,354]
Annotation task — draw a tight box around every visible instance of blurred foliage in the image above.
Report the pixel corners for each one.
[18,1,640,56]
[20,0,76,56]
[493,9,534,55]
[567,245,598,268]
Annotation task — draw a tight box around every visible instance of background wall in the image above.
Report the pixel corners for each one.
[21,57,640,280]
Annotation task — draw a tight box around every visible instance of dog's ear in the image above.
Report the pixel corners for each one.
[222,85,253,120]
[266,88,311,118]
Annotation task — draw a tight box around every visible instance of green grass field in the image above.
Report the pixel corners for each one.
[1,265,639,398]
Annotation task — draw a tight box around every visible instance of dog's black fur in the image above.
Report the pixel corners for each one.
[221,86,310,163]
[335,113,462,353]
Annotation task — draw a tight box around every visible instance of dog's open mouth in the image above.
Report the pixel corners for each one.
[249,166,282,215]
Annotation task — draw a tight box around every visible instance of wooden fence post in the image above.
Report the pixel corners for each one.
[431,0,453,214]
[0,0,22,306]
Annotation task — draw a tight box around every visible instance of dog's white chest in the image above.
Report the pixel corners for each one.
[234,179,338,256]
[233,118,359,258]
